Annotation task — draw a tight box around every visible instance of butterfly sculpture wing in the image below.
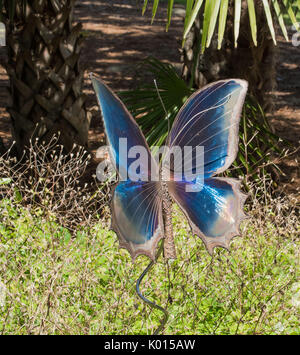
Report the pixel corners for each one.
[91,75,164,260]
[91,75,156,181]
[165,79,248,253]
[92,75,248,260]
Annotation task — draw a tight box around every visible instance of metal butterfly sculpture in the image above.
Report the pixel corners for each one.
[91,74,248,262]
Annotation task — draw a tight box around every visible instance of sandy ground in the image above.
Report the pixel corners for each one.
[267,30,300,193]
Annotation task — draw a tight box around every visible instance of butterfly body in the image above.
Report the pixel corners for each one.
[91,75,248,261]
[161,180,176,259]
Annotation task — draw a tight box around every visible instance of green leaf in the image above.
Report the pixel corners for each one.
[14,188,22,203]
[184,0,194,29]
[282,0,300,31]
[247,0,257,46]
[142,0,299,49]
[201,0,211,52]
[262,0,277,44]
[234,0,242,48]
[151,0,160,24]
[0,178,11,185]
[183,0,204,40]
[142,0,149,15]
[206,0,221,48]
[166,0,174,31]
[272,0,288,41]
[218,0,229,49]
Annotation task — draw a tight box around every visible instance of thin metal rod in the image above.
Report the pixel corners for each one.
[136,243,168,335]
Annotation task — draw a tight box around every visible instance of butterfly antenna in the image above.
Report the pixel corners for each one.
[136,242,168,335]
[154,79,170,135]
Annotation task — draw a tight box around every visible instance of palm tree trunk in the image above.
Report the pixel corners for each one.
[181,0,276,111]
[3,0,90,154]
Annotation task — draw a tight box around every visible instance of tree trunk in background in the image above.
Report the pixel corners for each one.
[181,1,276,111]
[3,0,90,155]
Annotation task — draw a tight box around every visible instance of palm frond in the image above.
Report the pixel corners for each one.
[183,0,204,41]
[144,0,300,50]
[273,0,288,41]
[167,0,175,30]
[262,0,277,45]
[120,58,285,181]
[247,0,257,46]
[120,57,191,146]
[234,0,242,48]
[218,0,229,49]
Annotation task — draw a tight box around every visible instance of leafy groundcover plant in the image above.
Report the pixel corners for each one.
[0,138,299,334]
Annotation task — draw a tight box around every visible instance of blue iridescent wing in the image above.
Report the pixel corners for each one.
[168,178,247,253]
[91,75,163,260]
[91,74,158,181]
[165,79,248,177]
[165,79,248,252]
[111,181,163,260]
